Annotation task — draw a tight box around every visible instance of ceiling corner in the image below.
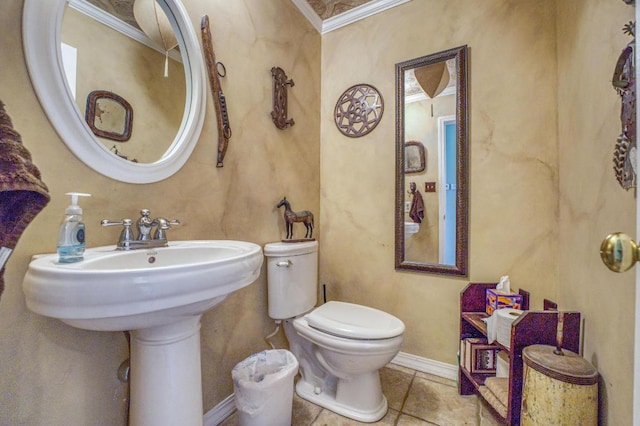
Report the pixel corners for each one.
[292,0,412,35]
[290,0,324,33]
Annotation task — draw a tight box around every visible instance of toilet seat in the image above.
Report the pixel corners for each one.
[306,301,405,340]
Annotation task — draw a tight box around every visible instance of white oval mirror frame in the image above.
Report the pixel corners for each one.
[23,0,206,184]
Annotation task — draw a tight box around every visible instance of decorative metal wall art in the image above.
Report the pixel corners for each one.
[201,15,232,168]
[334,83,384,138]
[85,90,133,142]
[612,21,637,190]
[276,197,314,241]
[271,67,295,129]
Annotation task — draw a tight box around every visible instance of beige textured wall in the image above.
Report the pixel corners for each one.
[321,0,558,365]
[557,1,635,424]
[0,0,319,424]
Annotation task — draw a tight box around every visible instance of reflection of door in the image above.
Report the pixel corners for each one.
[438,115,456,264]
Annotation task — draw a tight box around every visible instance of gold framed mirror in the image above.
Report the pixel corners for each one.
[395,45,468,276]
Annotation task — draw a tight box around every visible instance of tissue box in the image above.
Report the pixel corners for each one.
[486,289,522,315]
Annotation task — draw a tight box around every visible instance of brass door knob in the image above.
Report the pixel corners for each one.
[600,232,640,272]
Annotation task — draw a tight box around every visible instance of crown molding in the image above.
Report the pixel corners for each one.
[292,0,411,34]
[68,0,181,62]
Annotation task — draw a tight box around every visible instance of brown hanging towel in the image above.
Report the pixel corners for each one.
[0,100,50,300]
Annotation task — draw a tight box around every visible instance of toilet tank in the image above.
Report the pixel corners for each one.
[264,241,318,320]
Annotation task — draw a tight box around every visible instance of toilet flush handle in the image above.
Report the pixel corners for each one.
[276,259,293,267]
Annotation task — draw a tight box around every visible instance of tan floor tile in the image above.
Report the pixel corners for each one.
[403,376,479,425]
[311,408,399,426]
[218,411,239,426]
[293,393,322,425]
[220,366,495,426]
[396,414,435,425]
[386,362,417,376]
[415,371,457,388]
[380,366,414,411]
[478,400,504,426]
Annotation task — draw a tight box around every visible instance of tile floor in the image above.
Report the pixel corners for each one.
[220,363,504,426]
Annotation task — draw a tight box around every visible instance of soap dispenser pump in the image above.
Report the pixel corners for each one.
[57,192,91,263]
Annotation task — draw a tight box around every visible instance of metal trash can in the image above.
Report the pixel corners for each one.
[521,344,598,425]
[232,349,299,426]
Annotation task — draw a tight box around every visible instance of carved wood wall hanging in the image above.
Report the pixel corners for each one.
[334,83,384,138]
[201,15,232,168]
[271,67,295,129]
[612,21,637,190]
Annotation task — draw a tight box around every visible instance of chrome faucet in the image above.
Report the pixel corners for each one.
[136,209,155,241]
[101,209,180,250]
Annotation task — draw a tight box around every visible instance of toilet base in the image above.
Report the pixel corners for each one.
[295,377,388,423]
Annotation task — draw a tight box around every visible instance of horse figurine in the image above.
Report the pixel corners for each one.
[276,197,314,240]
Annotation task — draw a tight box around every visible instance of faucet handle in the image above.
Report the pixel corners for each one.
[101,218,132,227]
[153,218,180,240]
[101,219,135,247]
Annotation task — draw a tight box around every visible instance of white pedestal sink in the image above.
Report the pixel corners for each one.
[23,240,263,426]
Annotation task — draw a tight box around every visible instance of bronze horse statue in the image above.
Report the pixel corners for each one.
[276,197,314,239]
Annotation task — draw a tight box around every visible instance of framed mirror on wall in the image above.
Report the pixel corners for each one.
[395,45,469,276]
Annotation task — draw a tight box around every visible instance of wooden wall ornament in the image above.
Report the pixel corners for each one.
[271,67,295,129]
[201,15,232,168]
[334,83,384,138]
[612,21,637,190]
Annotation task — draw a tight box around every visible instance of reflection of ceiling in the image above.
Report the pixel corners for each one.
[86,0,402,34]
[86,0,138,28]
[405,60,456,103]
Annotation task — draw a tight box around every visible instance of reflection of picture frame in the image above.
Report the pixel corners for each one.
[85,90,133,142]
[404,140,425,173]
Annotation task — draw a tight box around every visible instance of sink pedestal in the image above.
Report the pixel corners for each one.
[130,316,204,426]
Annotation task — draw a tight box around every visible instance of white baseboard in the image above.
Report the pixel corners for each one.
[203,351,457,425]
[391,351,458,381]
[203,394,236,426]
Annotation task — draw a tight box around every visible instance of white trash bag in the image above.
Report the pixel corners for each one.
[232,349,299,426]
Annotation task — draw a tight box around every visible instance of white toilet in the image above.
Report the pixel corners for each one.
[264,241,405,423]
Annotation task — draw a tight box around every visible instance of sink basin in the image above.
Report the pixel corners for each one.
[23,240,263,331]
[23,240,263,426]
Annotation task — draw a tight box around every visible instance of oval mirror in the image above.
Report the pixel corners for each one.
[395,45,469,276]
[23,0,206,184]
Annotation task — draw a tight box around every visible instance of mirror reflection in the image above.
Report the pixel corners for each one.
[395,45,468,276]
[61,1,185,163]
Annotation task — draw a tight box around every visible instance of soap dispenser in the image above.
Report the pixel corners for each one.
[57,192,91,263]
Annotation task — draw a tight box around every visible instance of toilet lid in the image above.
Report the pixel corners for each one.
[306,301,405,339]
